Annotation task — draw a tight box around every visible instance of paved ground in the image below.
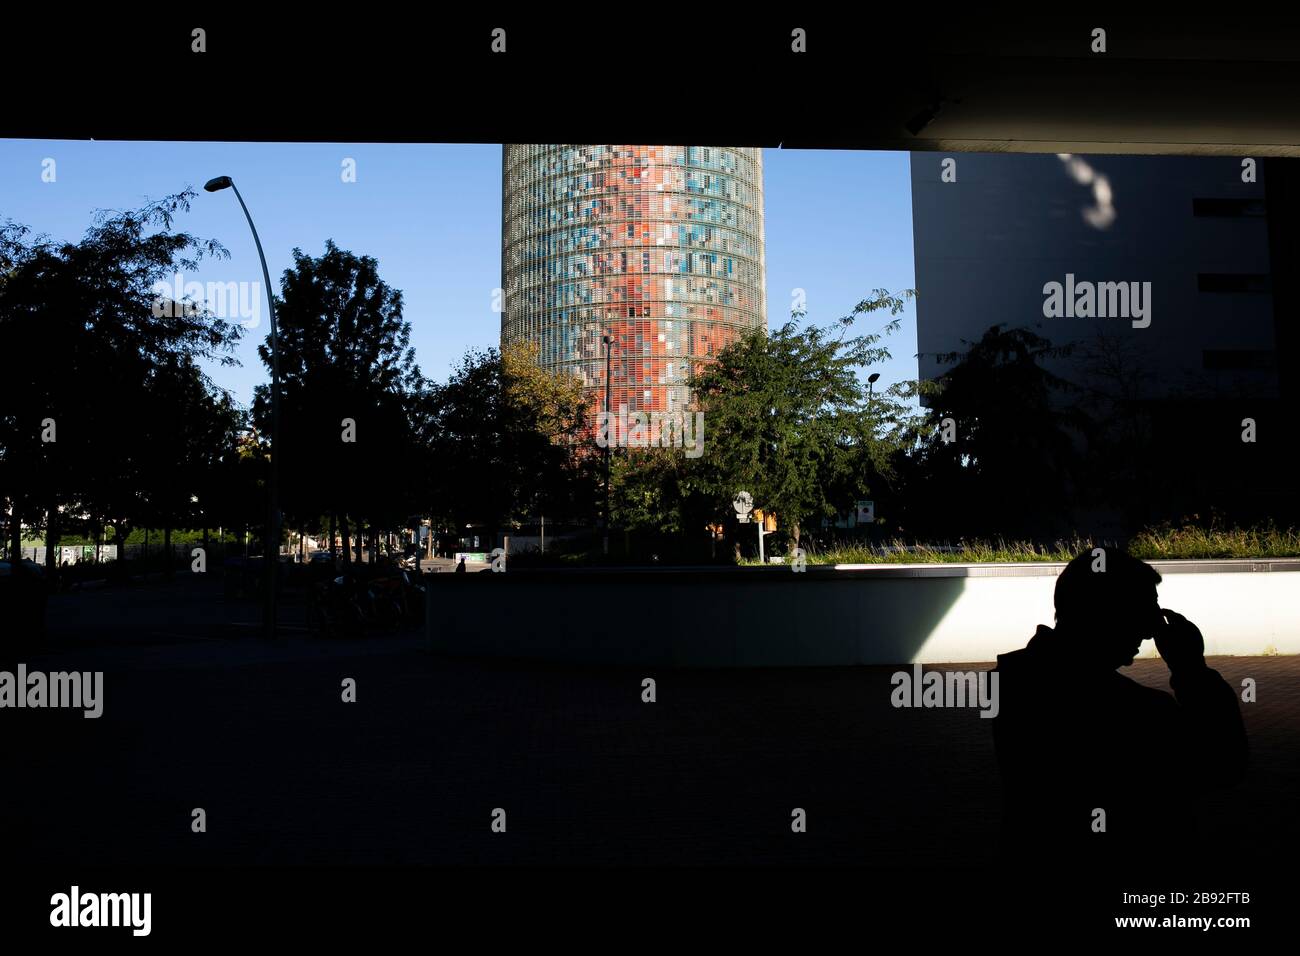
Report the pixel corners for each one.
[6,576,1298,866]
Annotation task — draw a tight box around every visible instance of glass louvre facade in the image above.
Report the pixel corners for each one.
[501,145,767,416]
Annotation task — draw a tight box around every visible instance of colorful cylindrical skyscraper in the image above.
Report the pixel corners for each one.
[501,145,767,415]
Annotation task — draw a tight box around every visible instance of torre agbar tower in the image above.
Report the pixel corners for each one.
[501,145,767,418]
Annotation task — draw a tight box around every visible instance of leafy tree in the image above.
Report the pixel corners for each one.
[500,340,596,522]
[251,240,424,561]
[425,343,596,543]
[135,357,246,572]
[0,192,241,576]
[899,324,1089,541]
[688,289,919,554]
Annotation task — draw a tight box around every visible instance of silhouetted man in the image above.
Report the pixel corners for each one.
[993,548,1247,867]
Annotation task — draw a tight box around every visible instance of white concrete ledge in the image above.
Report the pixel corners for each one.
[427,562,1300,666]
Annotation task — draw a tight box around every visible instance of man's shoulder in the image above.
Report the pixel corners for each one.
[995,625,1056,670]
[1109,669,1178,712]
[994,646,1031,670]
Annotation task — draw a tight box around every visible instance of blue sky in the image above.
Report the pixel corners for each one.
[0,141,917,408]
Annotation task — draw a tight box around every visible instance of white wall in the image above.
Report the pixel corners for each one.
[900,566,1299,662]
[428,562,1299,667]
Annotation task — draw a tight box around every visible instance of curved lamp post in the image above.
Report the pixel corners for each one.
[205,176,281,639]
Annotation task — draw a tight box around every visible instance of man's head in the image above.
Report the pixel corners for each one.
[1054,548,1163,668]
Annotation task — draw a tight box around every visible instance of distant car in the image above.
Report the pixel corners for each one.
[0,558,47,580]
[304,550,339,583]
[0,559,49,639]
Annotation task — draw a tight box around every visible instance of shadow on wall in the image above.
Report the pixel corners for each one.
[427,563,1300,666]
[427,568,967,667]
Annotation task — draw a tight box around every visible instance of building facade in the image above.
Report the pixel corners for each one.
[910,152,1280,402]
[501,145,767,415]
[909,151,1298,533]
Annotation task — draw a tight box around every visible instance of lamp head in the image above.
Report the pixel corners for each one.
[204,176,233,192]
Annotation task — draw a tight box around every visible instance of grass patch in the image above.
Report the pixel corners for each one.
[1127,523,1300,561]
[745,524,1300,565]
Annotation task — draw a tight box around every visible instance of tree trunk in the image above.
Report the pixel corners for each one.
[341,516,351,566]
[44,501,60,590]
[329,514,337,561]
[114,523,127,581]
[9,506,21,562]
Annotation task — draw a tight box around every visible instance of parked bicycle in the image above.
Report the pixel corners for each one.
[310,565,426,637]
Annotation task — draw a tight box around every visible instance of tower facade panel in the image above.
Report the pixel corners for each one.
[502,145,767,415]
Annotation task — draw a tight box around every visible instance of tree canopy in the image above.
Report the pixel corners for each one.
[0,191,244,572]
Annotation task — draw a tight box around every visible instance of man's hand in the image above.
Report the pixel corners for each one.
[1156,608,1207,672]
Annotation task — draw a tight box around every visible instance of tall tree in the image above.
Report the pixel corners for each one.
[688,289,919,554]
[0,192,241,578]
[424,343,596,543]
[251,240,424,559]
[900,323,1088,541]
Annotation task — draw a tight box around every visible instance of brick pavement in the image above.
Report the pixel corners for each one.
[8,589,1297,866]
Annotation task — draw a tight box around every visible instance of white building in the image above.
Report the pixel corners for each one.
[910,152,1279,401]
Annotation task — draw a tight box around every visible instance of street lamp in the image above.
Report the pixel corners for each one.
[206,175,281,639]
[867,372,881,398]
